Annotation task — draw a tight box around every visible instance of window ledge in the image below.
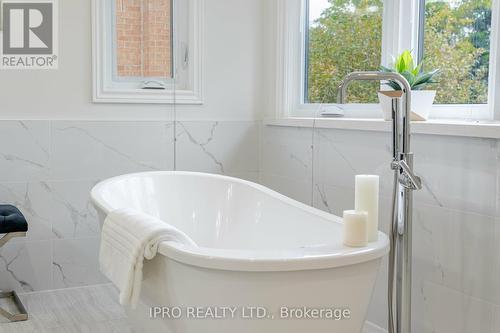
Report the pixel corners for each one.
[264,117,500,139]
[93,87,203,105]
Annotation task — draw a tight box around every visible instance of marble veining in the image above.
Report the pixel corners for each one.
[261,125,314,181]
[419,177,445,208]
[314,183,332,214]
[50,121,175,180]
[0,240,52,292]
[314,129,357,173]
[0,250,34,292]
[17,121,50,156]
[52,261,69,287]
[0,121,50,182]
[55,125,161,172]
[177,121,225,173]
[48,181,100,239]
[0,154,45,170]
[52,238,107,289]
[175,121,260,175]
[288,151,310,171]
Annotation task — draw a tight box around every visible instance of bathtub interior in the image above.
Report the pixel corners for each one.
[93,172,344,251]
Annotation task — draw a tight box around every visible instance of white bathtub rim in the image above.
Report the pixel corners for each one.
[156,239,388,272]
[91,171,390,272]
[91,171,339,222]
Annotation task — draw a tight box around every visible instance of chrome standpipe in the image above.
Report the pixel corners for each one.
[337,72,421,333]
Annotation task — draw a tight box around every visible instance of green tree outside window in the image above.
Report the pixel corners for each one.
[307,0,491,105]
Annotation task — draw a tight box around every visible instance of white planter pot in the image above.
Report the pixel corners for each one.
[378,90,436,121]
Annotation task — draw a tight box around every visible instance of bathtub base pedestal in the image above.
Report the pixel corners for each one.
[125,255,383,333]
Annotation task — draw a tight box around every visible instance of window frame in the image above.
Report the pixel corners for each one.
[92,0,204,104]
[276,0,500,120]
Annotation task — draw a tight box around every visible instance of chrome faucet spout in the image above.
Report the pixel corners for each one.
[337,71,412,154]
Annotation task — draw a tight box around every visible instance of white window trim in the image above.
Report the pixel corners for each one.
[276,0,500,120]
[490,0,500,120]
[92,0,204,104]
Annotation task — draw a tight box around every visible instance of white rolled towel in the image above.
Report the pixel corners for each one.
[99,208,196,308]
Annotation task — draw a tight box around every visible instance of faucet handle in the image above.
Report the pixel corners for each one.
[400,172,422,190]
[391,159,422,190]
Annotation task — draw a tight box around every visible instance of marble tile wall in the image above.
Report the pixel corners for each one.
[3,118,498,332]
[261,124,500,333]
[0,120,260,292]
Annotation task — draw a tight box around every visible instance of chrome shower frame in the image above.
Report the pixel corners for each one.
[338,72,422,333]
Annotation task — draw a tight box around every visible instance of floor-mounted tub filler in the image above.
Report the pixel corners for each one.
[338,72,422,333]
[91,171,389,333]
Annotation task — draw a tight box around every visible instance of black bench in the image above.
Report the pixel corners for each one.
[0,205,28,322]
[0,205,28,234]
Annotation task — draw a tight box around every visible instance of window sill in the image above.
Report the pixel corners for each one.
[92,87,203,105]
[264,117,500,139]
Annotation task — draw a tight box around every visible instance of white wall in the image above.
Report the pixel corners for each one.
[0,0,269,121]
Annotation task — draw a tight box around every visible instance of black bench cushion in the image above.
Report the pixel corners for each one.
[0,205,28,234]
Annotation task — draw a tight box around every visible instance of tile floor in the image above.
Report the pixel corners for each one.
[0,284,130,333]
[0,283,381,333]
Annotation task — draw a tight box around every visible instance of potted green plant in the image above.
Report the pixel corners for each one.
[378,50,440,121]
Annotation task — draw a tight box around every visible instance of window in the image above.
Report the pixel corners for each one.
[114,0,173,81]
[421,0,491,105]
[306,0,383,104]
[277,0,500,119]
[92,0,203,104]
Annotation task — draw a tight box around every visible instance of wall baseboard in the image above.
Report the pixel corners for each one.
[364,321,388,333]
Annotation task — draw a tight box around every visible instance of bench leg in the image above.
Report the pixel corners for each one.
[0,232,29,322]
[0,291,28,322]
[0,232,27,247]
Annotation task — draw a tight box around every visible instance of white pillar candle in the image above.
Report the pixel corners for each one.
[355,175,379,242]
[343,210,368,247]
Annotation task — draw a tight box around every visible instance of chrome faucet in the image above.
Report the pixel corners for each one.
[338,71,422,333]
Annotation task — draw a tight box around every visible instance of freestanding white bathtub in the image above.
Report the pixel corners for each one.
[90,171,389,333]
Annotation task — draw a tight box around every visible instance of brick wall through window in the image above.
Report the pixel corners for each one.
[115,0,172,78]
